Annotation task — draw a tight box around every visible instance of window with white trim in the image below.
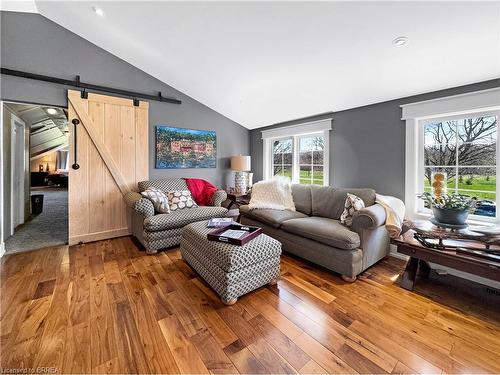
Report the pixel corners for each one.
[402,87,500,222]
[262,119,331,186]
[298,134,325,185]
[421,113,498,218]
[271,137,293,179]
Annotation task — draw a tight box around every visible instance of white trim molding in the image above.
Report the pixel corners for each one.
[262,118,332,185]
[401,87,500,120]
[10,113,26,232]
[261,118,332,140]
[402,88,500,222]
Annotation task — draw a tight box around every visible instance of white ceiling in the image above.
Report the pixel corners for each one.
[5,102,69,156]
[7,103,67,130]
[0,0,37,14]
[5,1,500,129]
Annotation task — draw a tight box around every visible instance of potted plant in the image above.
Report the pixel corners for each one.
[418,192,477,226]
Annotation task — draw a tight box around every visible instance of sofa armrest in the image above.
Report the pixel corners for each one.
[352,203,386,231]
[124,191,155,218]
[212,190,227,207]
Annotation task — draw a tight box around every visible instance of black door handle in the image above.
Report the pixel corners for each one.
[71,118,80,170]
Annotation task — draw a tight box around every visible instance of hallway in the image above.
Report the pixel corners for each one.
[5,187,68,254]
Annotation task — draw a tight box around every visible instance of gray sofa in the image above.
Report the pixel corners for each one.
[125,178,228,253]
[239,185,390,281]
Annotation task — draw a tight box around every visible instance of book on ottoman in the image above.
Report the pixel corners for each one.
[207,218,234,228]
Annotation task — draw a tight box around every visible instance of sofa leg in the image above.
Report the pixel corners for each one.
[268,279,278,285]
[341,275,356,283]
[146,249,158,255]
[222,298,237,306]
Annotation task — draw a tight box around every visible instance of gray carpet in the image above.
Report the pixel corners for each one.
[5,187,68,254]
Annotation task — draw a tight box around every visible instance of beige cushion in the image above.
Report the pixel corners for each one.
[281,217,360,250]
[239,206,307,228]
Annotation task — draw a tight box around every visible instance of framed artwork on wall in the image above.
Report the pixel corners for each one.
[155,126,217,169]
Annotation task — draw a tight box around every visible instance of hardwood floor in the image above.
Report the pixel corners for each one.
[1,236,499,374]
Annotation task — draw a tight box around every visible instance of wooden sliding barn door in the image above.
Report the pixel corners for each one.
[68,90,148,245]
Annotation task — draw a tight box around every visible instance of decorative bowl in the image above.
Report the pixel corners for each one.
[432,207,469,226]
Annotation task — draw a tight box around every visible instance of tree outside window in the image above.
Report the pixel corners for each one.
[299,135,324,185]
[272,138,293,179]
[423,115,497,217]
[270,134,327,185]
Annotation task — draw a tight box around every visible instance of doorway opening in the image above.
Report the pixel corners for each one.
[1,102,69,254]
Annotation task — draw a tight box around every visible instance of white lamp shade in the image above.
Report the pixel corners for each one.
[231,155,251,171]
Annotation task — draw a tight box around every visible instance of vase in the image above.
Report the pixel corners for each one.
[432,207,469,226]
[234,171,247,194]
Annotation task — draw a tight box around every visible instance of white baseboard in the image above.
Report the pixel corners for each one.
[389,244,407,260]
[389,252,408,261]
[389,247,500,289]
[0,242,5,258]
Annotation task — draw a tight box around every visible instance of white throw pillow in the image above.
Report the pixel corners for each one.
[167,190,198,211]
[248,177,296,211]
[141,188,170,214]
[340,193,365,226]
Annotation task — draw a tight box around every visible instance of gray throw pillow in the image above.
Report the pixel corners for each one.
[340,193,365,226]
[141,188,171,214]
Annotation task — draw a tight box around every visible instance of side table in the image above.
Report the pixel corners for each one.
[226,193,250,222]
[392,221,500,291]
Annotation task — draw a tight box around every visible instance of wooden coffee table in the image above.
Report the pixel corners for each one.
[392,221,500,291]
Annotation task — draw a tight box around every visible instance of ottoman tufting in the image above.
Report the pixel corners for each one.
[180,221,282,305]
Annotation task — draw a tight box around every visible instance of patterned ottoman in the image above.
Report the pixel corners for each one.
[180,221,282,305]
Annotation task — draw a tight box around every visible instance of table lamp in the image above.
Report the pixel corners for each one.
[231,155,251,194]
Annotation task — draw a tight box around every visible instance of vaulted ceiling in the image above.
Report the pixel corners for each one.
[3,1,500,129]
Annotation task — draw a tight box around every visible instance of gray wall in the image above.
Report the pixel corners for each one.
[251,79,500,200]
[0,11,250,187]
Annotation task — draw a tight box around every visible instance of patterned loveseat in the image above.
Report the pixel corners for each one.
[125,178,228,254]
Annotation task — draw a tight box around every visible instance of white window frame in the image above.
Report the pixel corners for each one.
[262,119,332,186]
[402,87,500,223]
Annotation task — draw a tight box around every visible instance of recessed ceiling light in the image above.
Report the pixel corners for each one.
[46,108,57,115]
[92,6,104,16]
[393,36,408,47]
